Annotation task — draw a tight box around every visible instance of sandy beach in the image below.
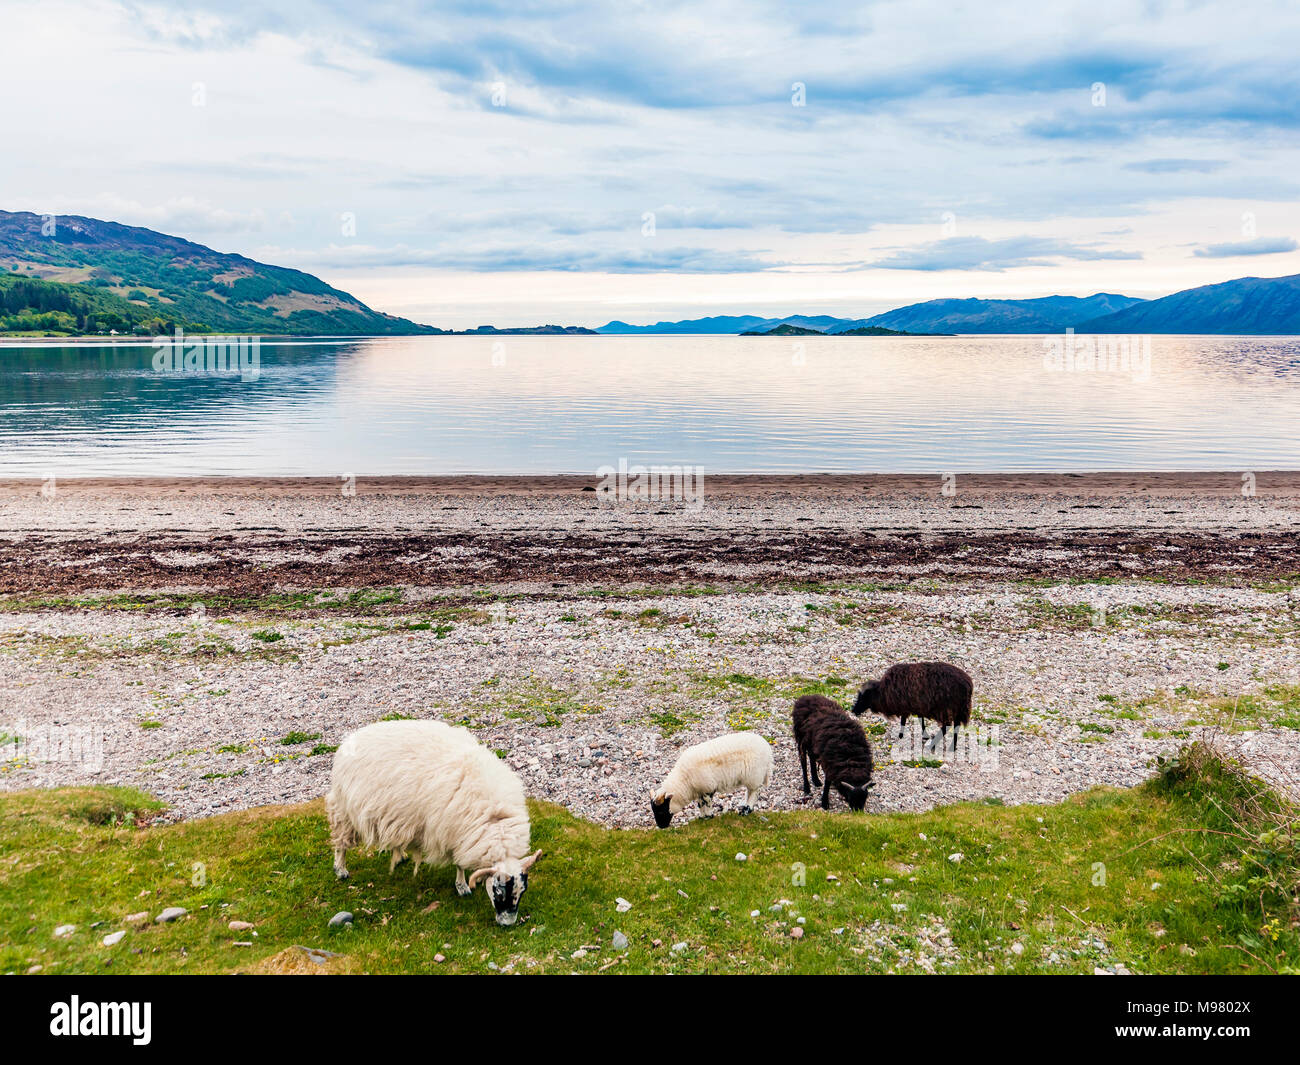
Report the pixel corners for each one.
[2,473,1297,826]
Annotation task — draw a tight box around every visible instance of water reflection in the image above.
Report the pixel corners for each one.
[0,335,1297,474]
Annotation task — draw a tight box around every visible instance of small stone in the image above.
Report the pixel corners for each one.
[1094,966,1113,975]
[1010,941,1024,955]
[327,911,353,928]
[612,931,629,950]
[615,897,632,913]
[228,920,255,932]
[796,917,806,924]
[155,907,187,924]
[231,941,253,947]
[26,965,42,974]
[735,853,747,861]
[570,949,587,960]
[947,853,964,863]
[102,930,126,947]
[826,874,838,881]
[53,924,75,938]
[671,942,688,953]
[790,927,804,939]
[434,953,446,963]
[891,903,908,913]
[749,910,760,918]
[125,912,149,926]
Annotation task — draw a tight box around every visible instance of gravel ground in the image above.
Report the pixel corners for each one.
[2,548,1297,825]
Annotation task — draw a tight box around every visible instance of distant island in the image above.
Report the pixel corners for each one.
[739,323,949,337]
[6,210,1300,337]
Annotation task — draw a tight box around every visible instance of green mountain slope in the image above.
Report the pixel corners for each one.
[0,211,436,336]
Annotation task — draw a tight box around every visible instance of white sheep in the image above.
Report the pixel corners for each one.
[326,719,542,926]
[650,732,773,827]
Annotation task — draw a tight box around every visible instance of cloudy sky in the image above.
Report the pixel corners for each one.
[4,0,1300,327]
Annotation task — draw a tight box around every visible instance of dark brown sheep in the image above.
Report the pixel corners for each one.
[851,661,973,753]
[792,694,875,811]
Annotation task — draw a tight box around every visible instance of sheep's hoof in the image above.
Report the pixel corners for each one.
[455,881,473,897]
[335,869,349,881]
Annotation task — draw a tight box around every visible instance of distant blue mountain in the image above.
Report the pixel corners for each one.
[862,293,1145,334]
[598,313,864,334]
[596,276,1300,335]
[597,295,1145,335]
[598,315,772,334]
[1078,274,1300,333]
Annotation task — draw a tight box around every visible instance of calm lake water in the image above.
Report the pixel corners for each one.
[1,334,1298,475]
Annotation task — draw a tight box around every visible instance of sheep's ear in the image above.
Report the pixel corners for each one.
[520,849,543,873]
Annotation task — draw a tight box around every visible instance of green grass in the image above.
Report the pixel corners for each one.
[3,745,1295,974]
[280,731,321,746]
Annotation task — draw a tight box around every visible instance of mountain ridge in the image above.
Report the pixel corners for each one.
[0,210,436,336]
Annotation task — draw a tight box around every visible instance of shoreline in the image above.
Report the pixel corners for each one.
[4,470,1300,499]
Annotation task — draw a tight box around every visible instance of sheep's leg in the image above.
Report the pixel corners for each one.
[820,778,832,811]
[389,848,407,873]
[700,793,716,818]
[810,756,822,788]
[455,867,473,897]
[798,743,811,794]
[328,806,355,880]
[739,785,757,815]
[896,714,907,740]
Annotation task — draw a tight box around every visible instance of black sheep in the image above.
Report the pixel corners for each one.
[852,661,972,753]
[792,694,875,811]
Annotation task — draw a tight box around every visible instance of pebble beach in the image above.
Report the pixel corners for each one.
[2,473,1298,826]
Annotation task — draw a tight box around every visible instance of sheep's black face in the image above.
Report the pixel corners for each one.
[489,873,527,926]
[650,794,674,828]
[851,682,878,717]
[836,781,873,811]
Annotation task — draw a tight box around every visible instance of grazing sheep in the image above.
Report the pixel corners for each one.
[852,661,973,754]
[650,732,773,827]
[792,694,875,811]
[326,719,542,926]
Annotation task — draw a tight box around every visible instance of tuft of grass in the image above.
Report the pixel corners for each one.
[309,744,338,757]
[646,709,703,737]
[250,630,283,643]
[280,731,322,746]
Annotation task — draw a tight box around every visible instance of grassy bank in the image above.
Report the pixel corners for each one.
[2,744,1295,974]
